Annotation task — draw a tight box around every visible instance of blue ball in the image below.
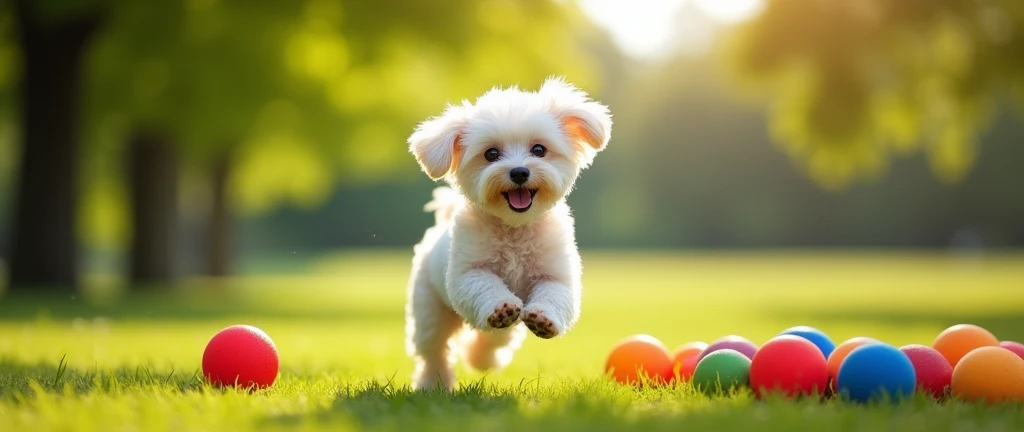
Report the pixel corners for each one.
[836,343,916,403]
[779,326,835,359]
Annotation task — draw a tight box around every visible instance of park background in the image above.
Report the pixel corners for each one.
[0,1,1023,428]
[2,0,1023,287]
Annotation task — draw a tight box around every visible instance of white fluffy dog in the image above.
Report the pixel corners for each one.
[404,77,612,391]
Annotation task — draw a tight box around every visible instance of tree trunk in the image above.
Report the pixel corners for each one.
[206,149,233,277]
[7,2,99,291]
[128,130,179,286]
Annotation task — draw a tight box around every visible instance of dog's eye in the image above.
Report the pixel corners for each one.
[484,148,500,162]
[531,144,547,157]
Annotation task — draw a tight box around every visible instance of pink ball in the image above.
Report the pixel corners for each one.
[699,335,758,361]
[1001,341,1024,360]
[202,325,280,390]
[899,344,952,398]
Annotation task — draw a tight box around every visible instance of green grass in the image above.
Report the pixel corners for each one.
[2,250,1024,431]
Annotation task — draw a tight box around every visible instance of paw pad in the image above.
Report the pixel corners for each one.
[486,302,521,329]
[523,311,558,339]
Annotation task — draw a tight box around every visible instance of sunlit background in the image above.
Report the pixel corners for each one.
[579,0,765,58]
[2,4,1024,426]
[0,0,1022,290]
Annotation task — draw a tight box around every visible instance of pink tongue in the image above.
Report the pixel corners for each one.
[508,189,532,209]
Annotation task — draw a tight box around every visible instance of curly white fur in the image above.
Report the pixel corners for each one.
[404,77,612,391]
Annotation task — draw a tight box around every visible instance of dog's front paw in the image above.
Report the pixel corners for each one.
[522,306,563,339]
[486,301,521,329]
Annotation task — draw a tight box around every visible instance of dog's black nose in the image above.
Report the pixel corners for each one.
[509,167,530,185]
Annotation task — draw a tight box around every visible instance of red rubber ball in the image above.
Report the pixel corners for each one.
[202,325,280,389]
[750,335,829,398]
[899,344,952,398]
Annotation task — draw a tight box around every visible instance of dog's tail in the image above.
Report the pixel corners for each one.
[423,186,460,225]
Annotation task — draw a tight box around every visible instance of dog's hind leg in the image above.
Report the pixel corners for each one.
[406,277,464,391]
[457,324,528,372]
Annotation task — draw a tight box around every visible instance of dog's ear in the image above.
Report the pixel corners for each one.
[541,77,612,164]
[408,102,472,180]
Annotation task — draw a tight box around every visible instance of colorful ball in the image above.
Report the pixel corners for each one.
[951,346,1024,404]
[671,341,708,382]
[899,344,953,399]
[779,326,836,359]
[750,335,828,398]
[605,334,674,386]
[1000,341,1024,361]
[202,324,280,390]
[827,337,878,381]
[699,335,758,361]
[932,324,999,367]
[691,349,751,395]
[836,343,916,403]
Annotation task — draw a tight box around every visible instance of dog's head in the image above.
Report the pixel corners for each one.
[408,77,612,225]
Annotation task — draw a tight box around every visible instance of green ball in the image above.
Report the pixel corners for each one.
[691,348,752,395]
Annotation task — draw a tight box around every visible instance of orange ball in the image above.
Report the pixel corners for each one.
[671,341,708,382]
[605,334,674,386]
[951,346,1024,404]
[827,337,878,380]
[933,324,999,367]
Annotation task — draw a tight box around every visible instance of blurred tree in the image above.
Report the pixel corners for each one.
[5,0,101,291]
[0,6,16,254]
[1,0,605,287]
[576,51,1024,250]
[83,1,310,280]
[726,0,1024,190]
[85,0,602,280]
[125,129,178,283]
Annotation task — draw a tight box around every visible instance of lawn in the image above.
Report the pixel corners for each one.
[2,250,1024,431]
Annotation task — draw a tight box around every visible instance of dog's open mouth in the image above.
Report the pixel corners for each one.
[501,188,538,213]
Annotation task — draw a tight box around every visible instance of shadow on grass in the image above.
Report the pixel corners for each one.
[270,381,523,430]
[769,309,1024,341]
[0,291,395,323]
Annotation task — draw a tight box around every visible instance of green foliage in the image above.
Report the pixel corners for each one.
[65,0,606,248]
[0,4,15,119]
[725,0,1024,189]
[82,1,307,158]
